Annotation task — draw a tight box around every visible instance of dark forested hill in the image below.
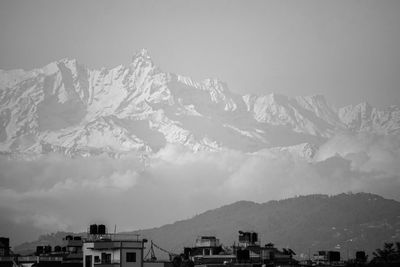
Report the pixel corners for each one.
[130,193,400,258]
[14,193,400,259]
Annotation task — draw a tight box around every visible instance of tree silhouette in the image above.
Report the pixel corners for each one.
[372,242,400,264]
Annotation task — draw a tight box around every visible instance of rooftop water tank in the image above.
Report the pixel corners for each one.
[89,224,98,235]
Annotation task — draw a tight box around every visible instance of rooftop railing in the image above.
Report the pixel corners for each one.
[85,233,144,242]
[94,260,120,267]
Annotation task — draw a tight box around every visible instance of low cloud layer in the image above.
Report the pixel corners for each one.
[1,133,399,245]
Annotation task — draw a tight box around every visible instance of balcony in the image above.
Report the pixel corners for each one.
[94,260,120,267]
[0,256,14,262]
[86,240,143,250]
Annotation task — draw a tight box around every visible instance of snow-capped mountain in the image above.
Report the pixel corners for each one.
[0,49,399,158]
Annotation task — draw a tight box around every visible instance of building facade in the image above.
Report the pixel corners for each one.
[83,239,144,267]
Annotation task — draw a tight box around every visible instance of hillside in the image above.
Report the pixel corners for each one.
[129,193,400,258]
[14,193,400,259]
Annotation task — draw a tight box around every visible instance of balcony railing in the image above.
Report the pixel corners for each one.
[85,233,143,242]
[0,256,15,262]
[94,260,120,267]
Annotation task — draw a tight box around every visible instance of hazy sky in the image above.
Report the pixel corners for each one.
[1,0,400,107]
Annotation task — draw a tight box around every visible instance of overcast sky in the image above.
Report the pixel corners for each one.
[1,0,399,108]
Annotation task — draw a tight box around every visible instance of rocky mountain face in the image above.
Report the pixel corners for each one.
[0,49,399,159]
[14,193,400,259]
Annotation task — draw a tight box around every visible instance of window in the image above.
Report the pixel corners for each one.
[85,255,92,267]
[94,256,100,263]
[126,252,136,262]
[101,253,111,264]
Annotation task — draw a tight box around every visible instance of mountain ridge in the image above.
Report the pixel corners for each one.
[0,50,399,159]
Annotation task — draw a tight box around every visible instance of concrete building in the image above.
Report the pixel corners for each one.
[313,250,341,265]
[184,236,232,265]
[194,237,219,249]
[143,262,173,267]
[238,231,259,248]
[0,238,10,257]
[83,236,145,267]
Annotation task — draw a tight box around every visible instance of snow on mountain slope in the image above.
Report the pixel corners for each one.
[270,142,318,161]
[0,49,399,158]
[339,102,400,134]
[243,93,343,137]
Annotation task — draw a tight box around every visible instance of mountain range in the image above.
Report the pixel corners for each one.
[14,193,400,259]
[1,49,399,159]
[2,50,400,254]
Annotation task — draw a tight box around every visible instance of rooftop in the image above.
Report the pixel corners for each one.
[84,233,145,243]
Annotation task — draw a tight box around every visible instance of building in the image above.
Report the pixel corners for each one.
[30,236,83,267]
[83,224,146,267]
[195,237,220,249]
[258,243,296,266]
[62,235,83,266]
[313,251,342,266]
[0,238,10,257]
[234,233,297,266]
[184,232,297,267]
[83,238,145,267]
[235,231,261,263]
[0,238,13,267]
[238,231,259,247]
[143,262,173,267]
[184,236,234,265]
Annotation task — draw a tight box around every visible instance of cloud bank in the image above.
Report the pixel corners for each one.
[1,133,399,245]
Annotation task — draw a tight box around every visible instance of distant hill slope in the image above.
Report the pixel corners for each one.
[130,193,400,258]
[14,193,400,259]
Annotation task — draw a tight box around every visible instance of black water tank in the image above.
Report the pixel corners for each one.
[44,245,52,254]
[251,232,258,243]
[239,232,251,243]
[36,246,44,255]
[98,224,106,235]
[54,246,62,252]
[90,224,98,235]
[65,235,73,240]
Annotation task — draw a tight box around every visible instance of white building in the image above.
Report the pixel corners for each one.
[83,237,145,267]
[195,236,220,249]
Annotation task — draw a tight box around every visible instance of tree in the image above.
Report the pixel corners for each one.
[172,255,182,267]
[372,242,400,264]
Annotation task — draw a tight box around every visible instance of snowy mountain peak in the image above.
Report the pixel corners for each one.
[131,48,153,65]
[137,48,151,58]
[0,49,399,158]
[40,58,84,77]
